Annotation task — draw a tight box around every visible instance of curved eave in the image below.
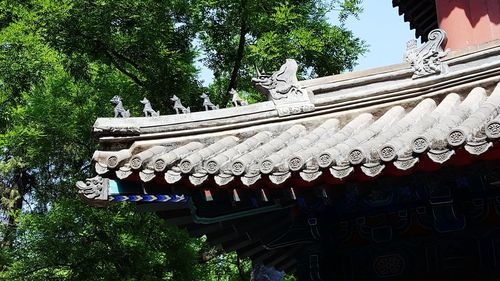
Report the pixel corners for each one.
[94,41,500,145]
[91,82,500,188]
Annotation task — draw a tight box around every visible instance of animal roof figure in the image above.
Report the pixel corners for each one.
[140,98,160,117]
[252,59,301,100]
[229,88,248,107]
[110,95,130,118]
[170,95,190,114]
[200,93,219,111]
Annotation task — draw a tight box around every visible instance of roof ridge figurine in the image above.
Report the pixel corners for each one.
[200,93,219,111]
[404,28,449,79]
[140,97,160,117]
[170,95,190,114]
[229,88,248,107]
[110,95,130,118]
[252,59,315,116]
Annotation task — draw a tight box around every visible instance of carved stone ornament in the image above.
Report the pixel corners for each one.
[139,169,156,182]
[170,95,190,114]
[404,29,449,79]
[229,88,248,107]
[269,172,291,185]
[361,163,385,177]
[465,138,493,155]
[214,173,234,186]
[189,173,208,186]
[116,166,133,179]
[200,93,219,111]
[110,95,131,118]
[94,162,109,175]
[165,169,182,184]
[428,149,455,164]
[300,169,322,182]
[76,175,109,202]
[394,157,419,170]
[329,166,354,180]
[140,97,159,117]
[252,59,315,116]
[241,173,261,186]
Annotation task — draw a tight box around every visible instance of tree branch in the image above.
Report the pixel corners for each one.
[76,32,147,88]
[108,48,145,73]
[104,50,146,87]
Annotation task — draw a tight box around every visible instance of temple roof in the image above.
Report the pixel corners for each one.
[90,40,500,190]
[77,37,500,274]
[392,0,439,41]
[93,84,500,188]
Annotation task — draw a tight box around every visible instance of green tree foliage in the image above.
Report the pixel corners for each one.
[0,0,365,279]
[2,199,203,281]
[37,0,201,110]
[197,0,366,105]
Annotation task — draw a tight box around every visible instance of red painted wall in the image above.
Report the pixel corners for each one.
[435,0,500,49]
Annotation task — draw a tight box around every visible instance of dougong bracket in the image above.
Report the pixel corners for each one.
[252,59,315,116]
[404,29,449,79]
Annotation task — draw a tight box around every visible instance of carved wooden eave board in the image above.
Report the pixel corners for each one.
[87,41,500,191]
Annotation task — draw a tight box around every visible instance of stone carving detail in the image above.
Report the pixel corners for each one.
[154,159,167,172]
[361,163,385,177]
[412,136,429,153]
[229,88,248,107]
[179,160,194,173]
[107,156,118,168]
[288,156,303,171]
[94,162,109,175]
[318,153,333,168]
[165,169,182,184]
[241,173,261,186]
[269,172,291,185]
[231,161,246,176]
[189,173,208,186]
[76,175,108,201]
[139,169,156,182]
[394,157,419,170]
[170,95,190,114]
[486,121,500,138]
[447,129,466,146]
[348,149,365,165]
[465,141,492,155]
[200,93,219,111]
[379,145,396,162]
[373,255,405,278]
[404,29,448,79]
[130,156,143,170]
[427,149,455,164]
[116,167,133,179]
[260,159,274,174]
[140,97,159,117]
[110,95,130,118]
[252,59,315,116]
[214,174,234,186]
[300,170,322,182]
[330,166,354,179]
[205,160,219,174]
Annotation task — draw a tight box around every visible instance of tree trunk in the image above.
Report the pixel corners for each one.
[224,0,248,107]
[250,263,284,281]
[2,169,29,247]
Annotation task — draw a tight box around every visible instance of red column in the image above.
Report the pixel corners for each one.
[435,0,500,49]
